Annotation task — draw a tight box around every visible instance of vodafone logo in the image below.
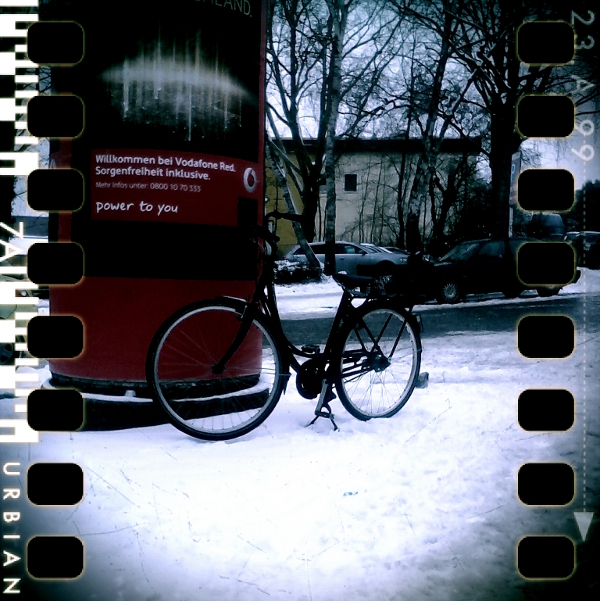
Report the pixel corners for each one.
[243,167,258,193]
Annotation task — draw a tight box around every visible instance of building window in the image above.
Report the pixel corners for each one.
[344,173,358,192]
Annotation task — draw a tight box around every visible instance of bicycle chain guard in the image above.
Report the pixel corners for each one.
[296,357,325,399]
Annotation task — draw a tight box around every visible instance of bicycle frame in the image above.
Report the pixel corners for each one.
[218,215,414,388]
[261,271,359,378]
[147,211,423,439]
[217,258,345,378]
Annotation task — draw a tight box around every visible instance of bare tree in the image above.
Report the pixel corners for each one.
[384,0,489,250]
[428,152,479,253]
[439,0,577,235]
[265,139,322,270]
[266,0,402,272]
[380,0,593,243]
[321,0,350,273]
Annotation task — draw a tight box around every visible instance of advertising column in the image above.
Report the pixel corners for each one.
[48,0,267,388]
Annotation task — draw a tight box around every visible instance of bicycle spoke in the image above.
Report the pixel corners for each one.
[338,305,420,419]
[149,303,284,440]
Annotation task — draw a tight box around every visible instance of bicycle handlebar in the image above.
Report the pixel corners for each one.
[244,210,306,253]
[248,223,279,247]
[265,209,305,224]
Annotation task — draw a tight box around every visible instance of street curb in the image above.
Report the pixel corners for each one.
[78,398,168,431]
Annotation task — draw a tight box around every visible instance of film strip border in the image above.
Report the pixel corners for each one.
[515,15,595,580]
[1,3,85,591]
[1,2,597,597]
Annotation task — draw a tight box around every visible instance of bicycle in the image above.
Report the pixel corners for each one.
[146,210,424,441]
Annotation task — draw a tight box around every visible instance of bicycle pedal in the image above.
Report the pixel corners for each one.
[301,344,320,354]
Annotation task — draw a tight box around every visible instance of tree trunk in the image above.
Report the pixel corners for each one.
[266,142,321,271]
[323,2,348,275]
[395,147,411,249]
[323,146,338,274]
[378,166,385,244]
[301,184,320,242]
[406,212,421,253]
[402,4,454,243]
[429,173,437,229]
[431,166,457,249]
[489,107,516,238]
[396,196,405,249]
[406,151,435,224]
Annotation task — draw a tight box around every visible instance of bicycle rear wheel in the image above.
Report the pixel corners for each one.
[335,301,421,420]
[146,299,285,441]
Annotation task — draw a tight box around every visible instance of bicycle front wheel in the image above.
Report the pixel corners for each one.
[146,299,285,441]
[335,302,421,420]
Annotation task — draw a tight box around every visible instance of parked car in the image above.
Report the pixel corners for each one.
[564,231,600,269]
[526,213,566,241]
[383,246,411,256]
[429,237,577,304]
[285,241,408,276]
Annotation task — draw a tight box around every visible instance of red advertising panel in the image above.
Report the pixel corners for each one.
[91,149,260,226]
[47,0,267,388]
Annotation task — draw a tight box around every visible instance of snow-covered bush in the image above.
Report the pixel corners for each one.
[274,259,322,284]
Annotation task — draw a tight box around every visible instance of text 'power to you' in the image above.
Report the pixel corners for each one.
[96,201,179,216]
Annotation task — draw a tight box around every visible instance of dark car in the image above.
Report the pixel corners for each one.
[429,237,573,304]
[564,231,600,269]
[284,241,408,276]
[526,213,566,241]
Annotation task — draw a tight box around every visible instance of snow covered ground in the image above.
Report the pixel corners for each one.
[5,270,600,601]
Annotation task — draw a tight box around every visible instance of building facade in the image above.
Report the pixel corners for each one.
[266,137,481,255]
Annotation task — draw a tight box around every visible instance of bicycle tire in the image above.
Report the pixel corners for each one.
[146,298,286,441]
[335,300,421,420]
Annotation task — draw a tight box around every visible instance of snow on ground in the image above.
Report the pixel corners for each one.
[9,307,600,601]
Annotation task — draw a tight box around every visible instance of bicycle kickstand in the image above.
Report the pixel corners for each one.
[307,380,339,431]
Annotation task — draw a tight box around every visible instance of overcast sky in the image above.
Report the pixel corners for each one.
[524,106,600,189]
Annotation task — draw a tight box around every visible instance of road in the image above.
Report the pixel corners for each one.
[418,293,600,337]
[281,292,600,345]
